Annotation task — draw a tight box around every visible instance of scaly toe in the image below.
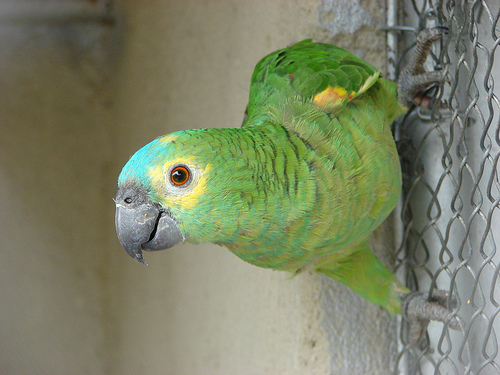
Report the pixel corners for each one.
[398,27,448,107]
[401,290,459,346]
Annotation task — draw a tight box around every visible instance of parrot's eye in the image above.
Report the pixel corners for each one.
[170,165,190,186]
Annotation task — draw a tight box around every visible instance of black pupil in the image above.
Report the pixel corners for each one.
[172,168,187,184]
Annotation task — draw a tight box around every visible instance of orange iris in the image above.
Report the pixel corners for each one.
[170,166,190,186]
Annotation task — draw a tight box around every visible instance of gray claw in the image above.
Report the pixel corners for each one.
[401,290,459,346]
[398,27,448,108]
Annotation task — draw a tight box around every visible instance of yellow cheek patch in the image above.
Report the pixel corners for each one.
[148,164,166,188]
[148,157,212,210]
[313,86,355,108]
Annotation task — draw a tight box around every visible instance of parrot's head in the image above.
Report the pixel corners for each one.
[115,128,253,265]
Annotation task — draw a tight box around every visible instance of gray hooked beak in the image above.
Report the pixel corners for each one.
[114,182,184,265]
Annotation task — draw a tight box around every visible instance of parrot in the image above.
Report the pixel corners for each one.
[115,28,455,334]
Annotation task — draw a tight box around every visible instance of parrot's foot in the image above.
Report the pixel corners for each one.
[401,290,459,347]
[398,27,448,109]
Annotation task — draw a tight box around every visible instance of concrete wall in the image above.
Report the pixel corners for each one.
[0,1,397,374]
[0,2,118,373]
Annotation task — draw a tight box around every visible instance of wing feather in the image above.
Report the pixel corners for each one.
[244,39,381,124]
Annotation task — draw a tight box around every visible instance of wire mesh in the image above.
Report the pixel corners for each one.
[392,1,500,374]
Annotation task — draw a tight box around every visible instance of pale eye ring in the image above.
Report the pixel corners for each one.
[170,165,191,186]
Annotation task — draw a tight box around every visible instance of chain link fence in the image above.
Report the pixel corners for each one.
[390,0,500,374]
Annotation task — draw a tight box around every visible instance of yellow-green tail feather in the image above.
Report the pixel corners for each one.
[315,241,409,314]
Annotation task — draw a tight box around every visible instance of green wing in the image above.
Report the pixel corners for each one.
[244,39,381,123]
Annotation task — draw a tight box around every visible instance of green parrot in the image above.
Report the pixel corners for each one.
[115,29,452,321]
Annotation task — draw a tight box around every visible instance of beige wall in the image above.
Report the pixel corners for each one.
[0,1,397,374]
[0,5,118,373]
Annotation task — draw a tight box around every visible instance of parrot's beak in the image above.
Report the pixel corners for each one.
[114,183,184,265]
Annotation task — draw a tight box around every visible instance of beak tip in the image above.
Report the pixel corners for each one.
[125,247,148,266]
[136,254,148,266]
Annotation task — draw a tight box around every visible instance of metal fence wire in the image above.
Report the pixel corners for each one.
[390,0,500,374]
